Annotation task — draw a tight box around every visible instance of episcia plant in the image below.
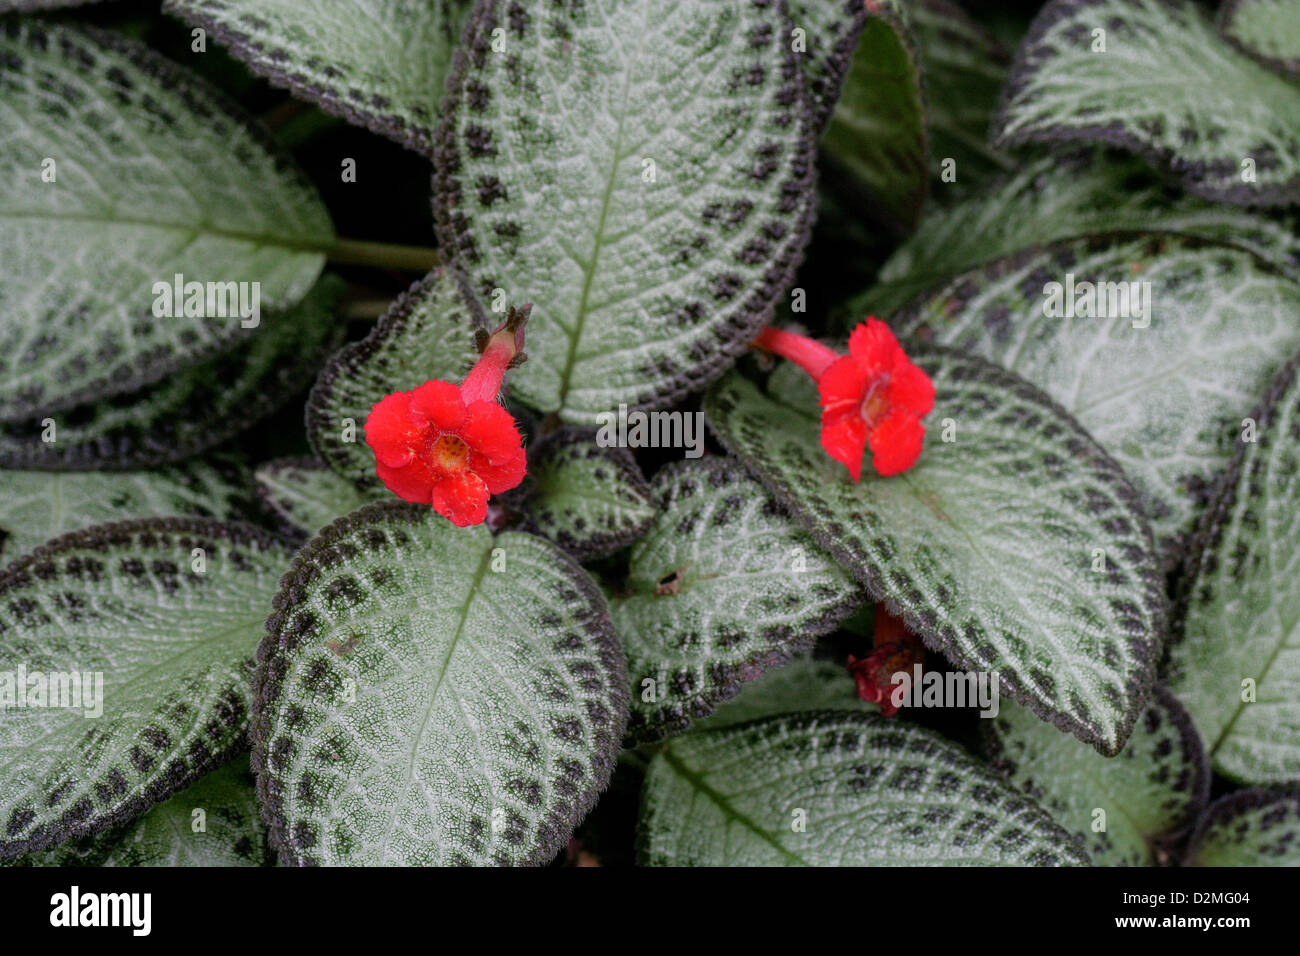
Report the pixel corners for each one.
[0,0,1298,870]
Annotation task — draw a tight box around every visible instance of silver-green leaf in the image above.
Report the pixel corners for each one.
[0,460,253,568]
[0,518,291,857]
[984,687,1208,866]
[1219,0,1300,79]
[164,0,474,154]
[1185,790,1300,866]
[0,276,345,470]
[894,234,1300,564]
[613,458,860,742]
[819,0,927,231]
[851,151,1300,320]
[994,0,1300,206]
[698,654,874,730]
[704,348,1167,755]
[10,755,270,867]
[639,711,1089,866]
[526,429,656,561]
[254,457,381,539]
[307,270,480,490]
[434,0,816,425]
[1167,355,1300,785]
[0,19,333,419]
[253,502,628,865]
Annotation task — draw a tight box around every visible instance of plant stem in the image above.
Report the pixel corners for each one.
[326,237,441,271]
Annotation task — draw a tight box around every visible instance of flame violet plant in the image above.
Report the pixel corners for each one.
[0,0,1298,878]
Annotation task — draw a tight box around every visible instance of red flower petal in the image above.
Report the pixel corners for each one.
[375,457,437,504]
[461,401,523,462]
[883,359,935,418]
[868,408,925,476]
[817,354,869,412]
[847,317,905,377]
[410,379,466,431]
[366,391,423,469]
[431,470,490,527]
[821,414,868,482]
[471,445,527,494]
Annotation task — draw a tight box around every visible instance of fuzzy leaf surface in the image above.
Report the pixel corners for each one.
[0,19,332,419]
[435,0,816,424]
[705,349,1167,755]
[613,458,860,742]
[0,460,253,567]
[1167,356,1300,784]
[0,519,291,856]
[526,430,656,561]
[254,503,628,865]
[985,687,1208,865]
[639,711,1089,865]
[895,234,1300,562]
[165,0,474,154]
[994,0,1300,206]
[1185,790,1300,866]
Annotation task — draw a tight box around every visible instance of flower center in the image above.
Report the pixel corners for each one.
[859,378,890,428]
[430,434,470,474]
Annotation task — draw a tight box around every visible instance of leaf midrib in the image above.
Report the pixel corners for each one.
[1,211,331,254]
[377,542,494,863]
[660,746,807,866]
[553,6,649,413]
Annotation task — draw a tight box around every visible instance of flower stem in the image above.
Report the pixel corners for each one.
[326,237,441,271]
[753,326,839,380]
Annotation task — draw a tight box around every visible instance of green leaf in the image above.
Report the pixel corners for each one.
[254,457,381,539]
[0,518,292,857]
[1185,790,1300,866]
[911,0,1013,193]
[704,348,1167,755]
[0,19,332,419]
[639,711,1089,866]
[0,460,253,567]
[10,755,270,867]
[1219,0,1300,79]
[984,687,1208,866]
[0,276,345,470]
[895,234,1300,564]
[699,654,874,730]
[1167,355,1300,785]
[308,270,480,490]
[850,152,1300,319]
[785,0,869,133]
[820,0,927,231]
[613,458,860,742]
[434,0,816,425]
[253,502,628,865]
[164,0,474,155]
[526,429,656,561]
[994,0,1300,206]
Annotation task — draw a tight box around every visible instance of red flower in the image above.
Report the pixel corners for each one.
[846,603,926,717]
[365,306,530,527]
[753,318,934,479]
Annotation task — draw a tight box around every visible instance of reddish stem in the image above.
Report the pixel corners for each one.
[753,326,839,380]
[460,305,531,405]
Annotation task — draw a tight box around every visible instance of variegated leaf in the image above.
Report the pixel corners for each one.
[434,0,816,425]
[705,348,1167,755]
[612,458,860,742]
[640,711,1090,866]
